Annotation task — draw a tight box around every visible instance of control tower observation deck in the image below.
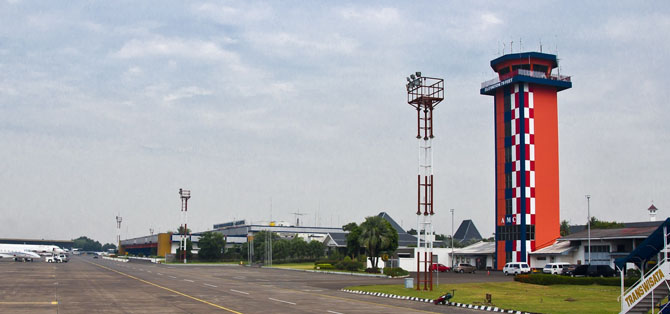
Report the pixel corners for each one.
[480,52,571,269]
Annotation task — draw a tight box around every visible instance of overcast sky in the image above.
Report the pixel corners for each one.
[1,1,668,244]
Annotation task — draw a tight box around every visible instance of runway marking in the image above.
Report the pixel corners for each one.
[204,283,218,288]
[269,297,296,305]
[0,301,58,305]
[303,289,323,292]
[87,261,242,314]
[169,276,177,279]
[298,291,441,314]
[147,271,152,273]
[233,276,245,279]
[230,289,249,295]
[184,279,194,282]
[327,311,343,314]
[157,273,163,275]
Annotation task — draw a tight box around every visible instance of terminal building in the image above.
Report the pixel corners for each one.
[481,51,572,269]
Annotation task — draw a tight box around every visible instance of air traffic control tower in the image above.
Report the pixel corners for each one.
[480,52,571,269]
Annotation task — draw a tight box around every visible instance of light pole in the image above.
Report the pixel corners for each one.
[116,214,122,253]
[450,208,455,269]
[586,195,591,264]
[179,188,191,264]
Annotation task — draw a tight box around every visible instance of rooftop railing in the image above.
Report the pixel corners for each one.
[480,69,571,90]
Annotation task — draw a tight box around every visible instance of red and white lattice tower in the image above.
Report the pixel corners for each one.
[406,72,444,291]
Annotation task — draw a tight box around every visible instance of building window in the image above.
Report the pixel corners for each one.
[496,224,535,241]
[512,64,531,71]
[505,173,512,190]
[499,67,510,75]
[505,251,512,263]
[505,199,513,215]
[505,147,512,163]
[533,64,548,74]
[584,245,610,253]
[617,244,625,252]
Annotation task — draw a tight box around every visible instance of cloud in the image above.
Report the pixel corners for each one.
[163,86,212,102]
[481,13,502,27]
[338,7,400,25]
[114,36,239,63]
[191,2,271,25]
[248,31,358,57]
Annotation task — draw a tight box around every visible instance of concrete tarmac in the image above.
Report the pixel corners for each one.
[0,256,486,313]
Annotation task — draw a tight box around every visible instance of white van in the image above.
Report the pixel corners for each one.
[503,262,531,276]
[543,262,570,275]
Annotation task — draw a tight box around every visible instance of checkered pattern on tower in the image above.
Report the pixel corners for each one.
[510,83,536,262]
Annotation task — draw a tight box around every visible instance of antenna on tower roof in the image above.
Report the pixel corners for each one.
[539,39,543,53]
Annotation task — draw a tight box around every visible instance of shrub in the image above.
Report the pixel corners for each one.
[365,267,381,273]
[335,256,364,271]
[383,267,409,277]
[514,273,637,286]
[314,259,339,266]
[314,263,335,270]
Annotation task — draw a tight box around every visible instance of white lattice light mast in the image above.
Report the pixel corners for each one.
[179,188,191,263]
[116,214,122,252]
[406,72,444,291]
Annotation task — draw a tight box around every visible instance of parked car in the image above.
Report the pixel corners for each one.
[543,262,571,275]
[561,264,579,276]
[429,263,451,272]
[570,264,616,277]
[502,262,531,276]
[454,263,476,273]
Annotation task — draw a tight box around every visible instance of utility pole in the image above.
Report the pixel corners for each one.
[586,195,591,264]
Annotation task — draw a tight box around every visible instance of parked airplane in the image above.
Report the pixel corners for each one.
[0,245,42,262]
[0,243,65,261]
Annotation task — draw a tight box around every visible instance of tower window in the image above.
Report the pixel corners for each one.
[499,67,510,75]
[512,64,531,71]
[533,64,548,74]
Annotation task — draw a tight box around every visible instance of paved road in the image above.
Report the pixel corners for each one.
[0,256,485,313]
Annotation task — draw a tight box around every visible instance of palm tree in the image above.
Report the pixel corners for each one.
[359,216,398,269]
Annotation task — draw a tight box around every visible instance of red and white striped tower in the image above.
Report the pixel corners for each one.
[179,188,191,263]
[406,72,444,291]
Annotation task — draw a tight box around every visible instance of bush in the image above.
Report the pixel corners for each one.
[383,267,409,277]
[514,273,637,286]
[315,259,339,266]
[315,263,335,270]
[335,256,364,271]
[365,267,381,273]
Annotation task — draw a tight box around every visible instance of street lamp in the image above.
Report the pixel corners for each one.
[586,195,592,264]
[451,208,455,269]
